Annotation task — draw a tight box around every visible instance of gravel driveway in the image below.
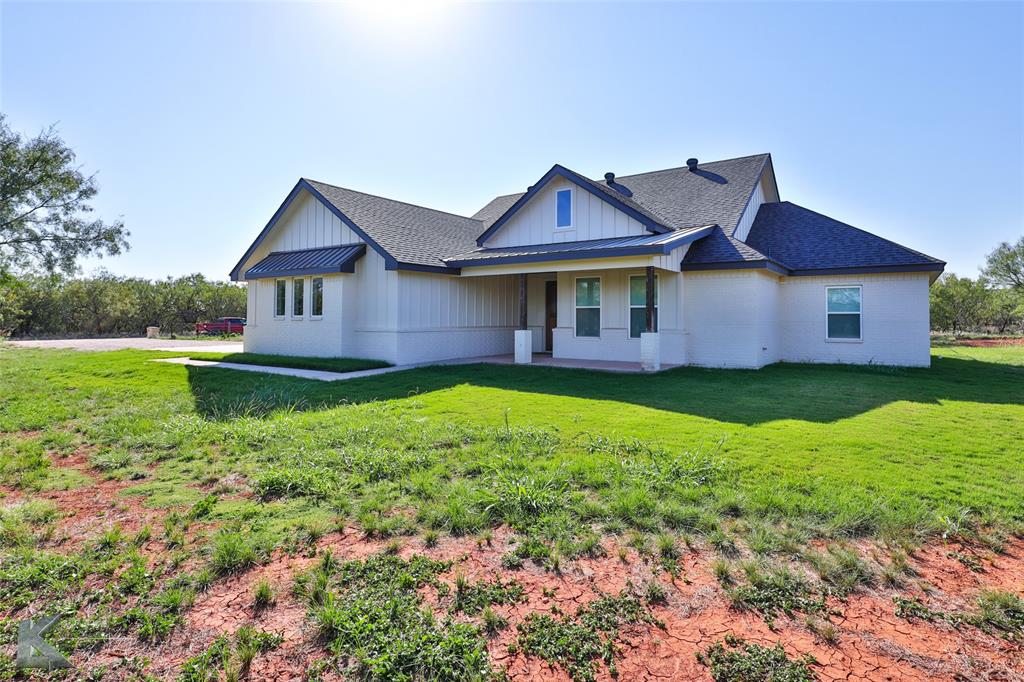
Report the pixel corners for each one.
[5,338,244,353]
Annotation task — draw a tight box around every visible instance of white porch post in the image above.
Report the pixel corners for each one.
[515,273,532,364]
[640,265,660,371]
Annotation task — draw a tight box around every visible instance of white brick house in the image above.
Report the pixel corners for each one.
[230,154,944,369]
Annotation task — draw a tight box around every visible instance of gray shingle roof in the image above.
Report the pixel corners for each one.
[245,244,366,279]
[608,154,770,235]
[742,202,944,273]
[305,179,483,269]
[271,156,938,278]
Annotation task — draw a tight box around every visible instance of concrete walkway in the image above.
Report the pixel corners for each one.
[152,356,418,381]
[151,352,671,382]
[8,338,244,353]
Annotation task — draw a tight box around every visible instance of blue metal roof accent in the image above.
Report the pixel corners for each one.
[244,244,367,279]
[447,225,714,268]
[474,164,676,247]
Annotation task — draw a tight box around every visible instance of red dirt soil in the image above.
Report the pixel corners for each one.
[949,337,1024,347]
[3,456,1022,681]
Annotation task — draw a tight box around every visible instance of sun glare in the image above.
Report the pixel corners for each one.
[338,0,459,44]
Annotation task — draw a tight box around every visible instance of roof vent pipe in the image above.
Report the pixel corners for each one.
[604,172,615,184]
[686,158,699,171]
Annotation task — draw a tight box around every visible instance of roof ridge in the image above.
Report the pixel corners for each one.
[303,178,485,225]
[609,153,770,182]
[777,201,944,264]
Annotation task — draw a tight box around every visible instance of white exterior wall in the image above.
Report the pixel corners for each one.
[484,178,648,248]
[393,271,518,363]
[552,268,687,365]
[778,273,932,366]
[242,191,400,362]
[683,270,781,368]
[244,275,346,357]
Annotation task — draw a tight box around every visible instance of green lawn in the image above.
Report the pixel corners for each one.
[1,343,1022,679]
[169,351,391,373]
[2,344,1021,546]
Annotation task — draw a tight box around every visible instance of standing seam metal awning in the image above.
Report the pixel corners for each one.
[244,244,366,279]
[444,225,715,267]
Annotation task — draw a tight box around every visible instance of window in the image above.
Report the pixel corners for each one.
[556,188,572,228]
[292,278,304,317]
[575,277,600,337]
[311,278,324,317]
[274,279,286,317]
[628,274,658,338]
[826,286,861,340]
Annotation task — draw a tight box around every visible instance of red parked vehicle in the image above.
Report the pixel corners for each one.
[195,317,246,335]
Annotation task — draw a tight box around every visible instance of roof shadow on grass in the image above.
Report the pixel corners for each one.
[184,355,1023,425]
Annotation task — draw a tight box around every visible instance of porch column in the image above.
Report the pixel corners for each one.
[515,273,532,364]
[640,266,660,372]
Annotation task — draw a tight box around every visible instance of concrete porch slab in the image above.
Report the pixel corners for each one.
[470,353,680,373]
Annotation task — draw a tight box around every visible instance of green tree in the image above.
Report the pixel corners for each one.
[981,236,1024,290]
[930,274,989,334]
[0,115,129,275]
[984,287,1024,333]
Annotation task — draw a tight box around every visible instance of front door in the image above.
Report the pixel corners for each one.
[544,280,557,352]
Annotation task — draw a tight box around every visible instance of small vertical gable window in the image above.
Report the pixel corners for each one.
[575,277,600,337]
[628,274,658,338]
[826,286,861,340]
[274,280,286,317]
[293,278,304,317]
[312,278,324,317]
[556,188,573,228]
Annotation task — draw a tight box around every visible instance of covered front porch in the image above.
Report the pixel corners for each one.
[445,228,705,371]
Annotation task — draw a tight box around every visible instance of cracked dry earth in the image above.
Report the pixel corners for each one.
[3,455,1022,682]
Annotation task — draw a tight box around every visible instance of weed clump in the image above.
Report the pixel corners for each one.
[727,564,826,625]
[307,553,493,680]
[697,634,817,681]
[515,586,662,682]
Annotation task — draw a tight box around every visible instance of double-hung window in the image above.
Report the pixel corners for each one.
[826,286,862,340]
[292,278,304,317]
[555,188,572,229]
[575,277,600,337]
[628,275,658,338]
[274,279,286,317]
[311,278,324,317]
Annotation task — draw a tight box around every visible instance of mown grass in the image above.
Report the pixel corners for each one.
[170,351,391,373]
[0,344,1022,676]
[5,345,1021,537]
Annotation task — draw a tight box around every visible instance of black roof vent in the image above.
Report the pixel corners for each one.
[604,172,615,184]
[686,158,699,171]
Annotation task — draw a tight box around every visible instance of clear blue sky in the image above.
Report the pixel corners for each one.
[2,1,1021,280]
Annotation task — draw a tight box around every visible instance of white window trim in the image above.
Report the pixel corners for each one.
[555,187,574,230]
[825,284,863,343]
[292,277,305,319]
[627,273,659,339]
[574,275,601,339]
[310,277,324,320]
[273,279,286,319]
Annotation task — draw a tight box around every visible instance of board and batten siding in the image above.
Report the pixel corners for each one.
[484,178,649,248]
[393,271,518,363]
[731,178,767,243]
[242,190,399,360]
